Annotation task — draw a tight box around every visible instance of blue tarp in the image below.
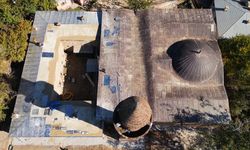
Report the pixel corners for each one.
[49,101,61,110]
[42,52,54,58]
[103,75,110,86]
[106,41,116,47]
[41,95,49,107]
[110,86,116,93]
[65,105,74,117]
[104,29,110,37]
[44,125,51,137]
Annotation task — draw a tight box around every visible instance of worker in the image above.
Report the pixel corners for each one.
[54,22,61,26]
[79,16,84,21]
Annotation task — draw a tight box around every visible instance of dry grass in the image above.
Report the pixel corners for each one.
[0,60,10,74]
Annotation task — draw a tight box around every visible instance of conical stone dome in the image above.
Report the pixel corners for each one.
[113,96,152,132]
[167,39,219,82]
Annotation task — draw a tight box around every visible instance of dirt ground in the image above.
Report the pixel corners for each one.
[12,145,115,150]
[0,131,114,150]
[0,131,10,150]
[63,53,93,100]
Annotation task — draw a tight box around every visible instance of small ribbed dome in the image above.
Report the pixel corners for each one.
[113,96,152,132]
[167,39,219,82]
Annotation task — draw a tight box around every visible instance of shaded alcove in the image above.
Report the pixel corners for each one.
[62,45,98,101]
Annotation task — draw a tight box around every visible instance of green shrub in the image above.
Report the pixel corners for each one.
[127,0,152,11]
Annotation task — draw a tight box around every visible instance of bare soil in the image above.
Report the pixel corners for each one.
[13,145,115,150]
[62,53,98,101]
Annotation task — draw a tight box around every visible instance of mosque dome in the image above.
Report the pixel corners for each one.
[167,39,219,82]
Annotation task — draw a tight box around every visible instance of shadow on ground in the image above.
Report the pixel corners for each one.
[9,78,119,139]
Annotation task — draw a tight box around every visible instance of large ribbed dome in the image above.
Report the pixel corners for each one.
[167,39,219,82]
[113,96,152,132]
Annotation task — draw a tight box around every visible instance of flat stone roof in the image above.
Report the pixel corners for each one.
[10,9,231,139]
[97,9,231,124]
[9,11,102,137]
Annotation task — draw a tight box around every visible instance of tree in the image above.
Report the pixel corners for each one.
[0,20,32,62]
[0,0,56,62]
[192,123,250,150]
[0,0,56,25]
[219,35,250,120]
[0,0,22,25]
[219,36,250,87]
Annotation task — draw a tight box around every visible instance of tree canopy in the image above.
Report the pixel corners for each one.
[0,0,56,62]
[0,0,56,25]
[220,36,250,88]
[193,35,250,150]
[219,35,250,121]
[0,0,56,122]
[0,20,31,62]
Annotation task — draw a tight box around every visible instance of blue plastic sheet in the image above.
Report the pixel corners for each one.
[104,29,110,37]
[110,86,116,93]
[103,75,110,86]
[49,101,61,110]
[44,125,51,137]
[42,52,54,58]
[106,41,116,47]
[65,105,74,117]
